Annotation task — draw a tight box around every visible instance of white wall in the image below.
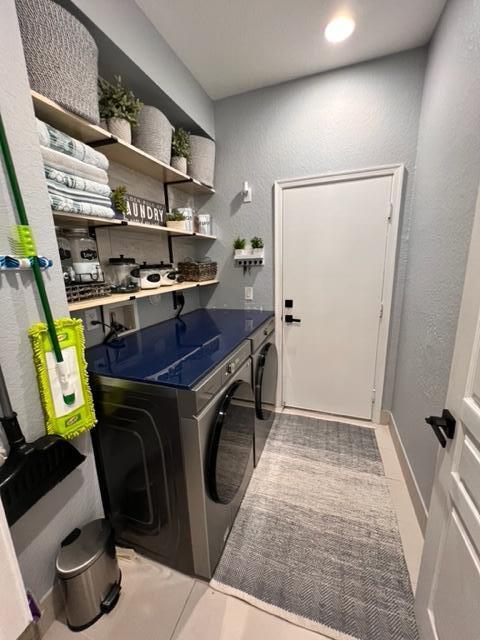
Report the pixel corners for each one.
[0,0,103,600]
[391,0,480,506]
[201,48,427,413]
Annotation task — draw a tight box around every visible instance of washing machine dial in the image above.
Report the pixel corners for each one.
[226,361,235,375]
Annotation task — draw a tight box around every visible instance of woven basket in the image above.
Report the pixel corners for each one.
[16,0,100,124]
[188,135,215,187]
[178,259,217,282]
[134,105,173,164]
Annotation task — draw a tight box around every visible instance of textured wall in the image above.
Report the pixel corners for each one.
[201,48,427,410]
[391,0,480,506]
[0,0,103,600]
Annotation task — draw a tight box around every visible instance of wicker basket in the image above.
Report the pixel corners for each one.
[134,105,173,164]
[178,258,217,282]
[16,0,100,124]
[188,135,215,187]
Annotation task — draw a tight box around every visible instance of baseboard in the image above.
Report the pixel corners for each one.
[386,410,428,533]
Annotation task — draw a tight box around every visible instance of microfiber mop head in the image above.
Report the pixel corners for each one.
[29,317,96,439]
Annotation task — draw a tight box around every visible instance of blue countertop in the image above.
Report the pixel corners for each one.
[86,308,274,390]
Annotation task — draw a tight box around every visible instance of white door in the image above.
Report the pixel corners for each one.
[280,168,400,420]
[415,184,480,638]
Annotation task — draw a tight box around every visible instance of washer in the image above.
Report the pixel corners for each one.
[249,317,278,465]
[90,338,255,579]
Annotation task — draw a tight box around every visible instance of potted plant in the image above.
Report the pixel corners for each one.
[98,76,142,144]
[233,237,247,257]
[110,185,128,220]
[166,211,187,232]
[251,236,264,257]
[171,128,190,174]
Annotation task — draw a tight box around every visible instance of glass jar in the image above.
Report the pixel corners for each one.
[55,226,75,284]
[107,255,139,292]
[67,228,104,283]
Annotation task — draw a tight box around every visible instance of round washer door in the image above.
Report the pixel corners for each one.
[255,341,278,421]
[207,380,255,504]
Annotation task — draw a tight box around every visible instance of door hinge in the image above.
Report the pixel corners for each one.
[387,202,393,222]
[372,388,376,404]
[379,303,384,319]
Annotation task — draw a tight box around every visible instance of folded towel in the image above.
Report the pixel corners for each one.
[49,193,115,219]
[44,166,111,197]
[37,119,109,170]
[41,146,108,184]
[46,180,112,207]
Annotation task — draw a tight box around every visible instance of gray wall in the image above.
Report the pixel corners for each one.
[67,0,215,138]
[0,0,103,600]
[201,48,427,411]
[391,0,480,507]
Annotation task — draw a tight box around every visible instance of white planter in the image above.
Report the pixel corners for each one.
[252,248,265,258]
[107,118,131,144]
[171,156,187,173]
[234,249,246,258]
[166,220,187,232]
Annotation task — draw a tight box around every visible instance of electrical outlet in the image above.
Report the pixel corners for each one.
[85,308,99,331]
[245,286,253,301]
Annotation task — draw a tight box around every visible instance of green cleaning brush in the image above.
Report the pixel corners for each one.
[0,115,75,406]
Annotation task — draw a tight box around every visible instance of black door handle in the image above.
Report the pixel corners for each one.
[425,410,456,448]
[285,315,301,324]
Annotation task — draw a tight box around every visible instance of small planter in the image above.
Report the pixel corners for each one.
[107,118,131,144]
[171,156,187,174]
[234,249,247,258]
[166,220,187,232]
[252,248,265,258]
[134,105,173,164]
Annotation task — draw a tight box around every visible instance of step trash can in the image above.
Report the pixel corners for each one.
[56,518,121,630]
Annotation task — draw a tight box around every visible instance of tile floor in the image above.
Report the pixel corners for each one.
[43,414,424,640]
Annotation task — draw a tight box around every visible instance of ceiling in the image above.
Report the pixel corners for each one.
[135,0,446,100]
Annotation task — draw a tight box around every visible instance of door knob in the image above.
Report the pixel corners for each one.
[285,315,301,324]
[425,410,456,448]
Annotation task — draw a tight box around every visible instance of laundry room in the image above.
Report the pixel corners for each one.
[1,1,480,640]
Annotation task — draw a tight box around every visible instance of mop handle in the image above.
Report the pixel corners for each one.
[0,114,63,362]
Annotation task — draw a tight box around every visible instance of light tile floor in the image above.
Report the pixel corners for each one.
[43,415,423,640]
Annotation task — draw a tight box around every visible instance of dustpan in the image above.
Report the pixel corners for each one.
[0,363,85,526]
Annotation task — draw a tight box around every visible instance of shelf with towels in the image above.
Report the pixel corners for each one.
[31,91,215,195]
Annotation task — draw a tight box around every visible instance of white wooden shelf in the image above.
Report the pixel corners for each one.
[32,91,215,195]
[68,279,219,312]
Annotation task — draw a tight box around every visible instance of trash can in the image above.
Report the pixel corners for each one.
[56,519,121,630]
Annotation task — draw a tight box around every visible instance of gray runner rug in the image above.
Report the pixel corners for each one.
[211,413,419,640]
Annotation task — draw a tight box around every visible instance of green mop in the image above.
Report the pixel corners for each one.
[0,113,95,439]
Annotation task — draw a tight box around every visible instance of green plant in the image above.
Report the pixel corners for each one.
[98,76,142,127]
[171,128,191,160]
[110,185,128,215]
[166,211,186,222]
[251,236,264,249]
[233,237,246,250]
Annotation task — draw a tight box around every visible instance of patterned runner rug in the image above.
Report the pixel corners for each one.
[211,413,419,640]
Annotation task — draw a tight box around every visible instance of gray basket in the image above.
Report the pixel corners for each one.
[16,0,100,124]
[134,105,173,164]
[188,135,215,187]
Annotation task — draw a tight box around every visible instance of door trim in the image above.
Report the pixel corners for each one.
[273,164,404,423]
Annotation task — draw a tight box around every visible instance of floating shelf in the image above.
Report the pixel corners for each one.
[68,279,219,312]
[52,212,216,239]
[32,91,215,195]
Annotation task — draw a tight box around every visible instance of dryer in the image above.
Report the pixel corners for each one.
[249,317,278,465]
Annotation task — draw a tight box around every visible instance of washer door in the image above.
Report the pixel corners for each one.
[207,380,255,504]
[255,341,278,421]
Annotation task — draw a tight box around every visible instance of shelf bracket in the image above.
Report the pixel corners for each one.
[89,136,118,149]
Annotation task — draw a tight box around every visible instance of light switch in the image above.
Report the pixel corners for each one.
[245,286,253,301]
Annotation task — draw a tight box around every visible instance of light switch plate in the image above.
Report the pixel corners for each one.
[85,308,99,331]
[245,286,253,301]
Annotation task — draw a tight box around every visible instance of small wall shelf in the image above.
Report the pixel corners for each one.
[32,91,215,196]
[68,279,219,312]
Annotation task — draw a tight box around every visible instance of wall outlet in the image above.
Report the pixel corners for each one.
[84,308,100,331]
[245,286,253,301]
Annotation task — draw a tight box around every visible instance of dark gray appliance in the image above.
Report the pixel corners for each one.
[91,341,255,579]
[249,317,278,465]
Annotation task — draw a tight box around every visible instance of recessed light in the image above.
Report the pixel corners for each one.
[325,17,356,43]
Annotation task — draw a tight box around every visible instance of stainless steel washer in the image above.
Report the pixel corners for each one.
[249,317,278,465]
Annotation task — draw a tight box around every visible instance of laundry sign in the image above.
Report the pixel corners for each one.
[121,193,166,226]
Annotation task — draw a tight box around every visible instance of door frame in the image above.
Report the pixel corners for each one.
[273,164,404,423]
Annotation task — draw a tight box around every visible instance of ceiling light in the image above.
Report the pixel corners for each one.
[325,17,355,43]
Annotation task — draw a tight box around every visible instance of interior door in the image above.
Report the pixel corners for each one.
[415,187,480,639]
[282,174,393,419]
